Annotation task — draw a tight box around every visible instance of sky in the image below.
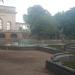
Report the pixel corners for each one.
[0,0,75,22]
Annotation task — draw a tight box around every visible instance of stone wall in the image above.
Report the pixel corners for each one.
[46,61,75,75]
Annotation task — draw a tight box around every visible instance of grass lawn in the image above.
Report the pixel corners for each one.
[63,61,75,69]
[48,45,65,50]
[71,52,75,55]
[48,44,75,69]
[48,45,75,69]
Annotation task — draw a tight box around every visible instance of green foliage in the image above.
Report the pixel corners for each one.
[48,45,64,50]
[23,5,58,39]
[63,61,75,69]
[54,7,75,39]
[24,5,75,39]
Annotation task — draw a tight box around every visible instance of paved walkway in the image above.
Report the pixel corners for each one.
[0,50,55,75]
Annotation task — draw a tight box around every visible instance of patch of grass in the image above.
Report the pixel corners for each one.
[71,52,75,55]
[48,45,64,50]
[63,61,75,69]
[67,52,75,56]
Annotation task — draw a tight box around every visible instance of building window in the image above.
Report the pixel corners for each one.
[11,33,17,38]
[6,22,11,30]
[0,19,3,30]
[0,33,5,38]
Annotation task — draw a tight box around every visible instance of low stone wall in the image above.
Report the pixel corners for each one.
[64,43,75,51]
[52,54,75,62]
[46,61,75,75]
[59,55,75,62]
[0,46,37,51]
[37,46,62,54]
[0,46,62,54]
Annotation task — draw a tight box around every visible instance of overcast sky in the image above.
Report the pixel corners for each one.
[0,0,75,22]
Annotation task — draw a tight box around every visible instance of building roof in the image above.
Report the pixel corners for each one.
[16,22,26,25]
[0,5,16,14]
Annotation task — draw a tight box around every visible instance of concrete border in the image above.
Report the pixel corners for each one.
[0,45,62,54]
[46,61,75,75]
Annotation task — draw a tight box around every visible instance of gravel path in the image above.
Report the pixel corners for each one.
[0,50,55,75]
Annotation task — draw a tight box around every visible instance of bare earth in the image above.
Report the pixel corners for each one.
[0,50,54,75]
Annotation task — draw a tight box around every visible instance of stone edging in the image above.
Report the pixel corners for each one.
[0,45,62,54]
[46,61,75,75]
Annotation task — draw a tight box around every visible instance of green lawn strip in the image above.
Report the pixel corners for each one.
[48,45,64,50]
[71,52,75,55]
[63,61,75,69]
[67,52,75,55]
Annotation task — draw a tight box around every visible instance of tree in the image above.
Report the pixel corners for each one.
[54,7,75,39]
[23,5,58,39]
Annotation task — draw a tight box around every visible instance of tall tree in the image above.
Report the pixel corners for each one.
[23,5,58,39]
[54,7,75,39]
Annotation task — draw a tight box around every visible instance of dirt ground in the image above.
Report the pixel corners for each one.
[0,50,55,75]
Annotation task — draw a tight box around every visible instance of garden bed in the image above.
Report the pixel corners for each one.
[63,61,75,69]
[48,45,65,50]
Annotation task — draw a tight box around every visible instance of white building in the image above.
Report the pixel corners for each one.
[0,5,26,45]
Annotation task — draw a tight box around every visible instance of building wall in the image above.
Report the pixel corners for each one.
[0,5,18,31]
[0,5,19,45]
[16,22,27,31]
[0,13,16,31]
[0,5,29,45]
